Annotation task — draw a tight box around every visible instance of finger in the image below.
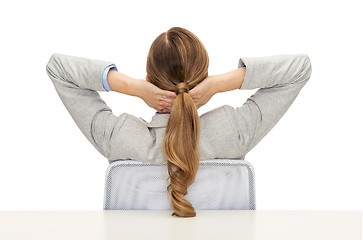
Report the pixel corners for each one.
[162,91,177,99]
[159,100,171,107]
[165,108,170,113]
[161,98,174,105]
[160,97,174,106]
[162,97,175,105]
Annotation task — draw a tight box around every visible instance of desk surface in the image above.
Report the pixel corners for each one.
[0,210,361,240]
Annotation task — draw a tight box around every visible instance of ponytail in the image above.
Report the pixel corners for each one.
[146,26,209,217]
[162,82,201,217]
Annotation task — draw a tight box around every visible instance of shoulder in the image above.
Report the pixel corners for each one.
[199,105,235,136]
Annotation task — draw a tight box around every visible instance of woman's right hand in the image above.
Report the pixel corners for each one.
[189,75,220,109]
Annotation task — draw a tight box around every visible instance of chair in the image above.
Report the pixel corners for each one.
[103,158,256,210]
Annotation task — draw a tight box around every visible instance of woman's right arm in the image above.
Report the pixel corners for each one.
[219,54,312,156]
[213,66,246,93]
[189,66,246,109]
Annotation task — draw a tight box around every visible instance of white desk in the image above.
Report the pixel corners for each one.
[0,210,361,240]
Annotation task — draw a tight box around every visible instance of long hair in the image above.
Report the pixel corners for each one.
[146,27,209,217]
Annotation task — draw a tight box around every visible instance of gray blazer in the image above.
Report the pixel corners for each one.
[46,53,312,164]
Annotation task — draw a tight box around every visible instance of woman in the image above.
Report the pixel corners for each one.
[46,27,312,218]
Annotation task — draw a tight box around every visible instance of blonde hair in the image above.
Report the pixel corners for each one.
[146,27,209,217]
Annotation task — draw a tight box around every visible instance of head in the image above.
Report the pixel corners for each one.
[146,27,209,217]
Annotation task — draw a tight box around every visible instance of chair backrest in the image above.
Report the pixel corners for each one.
[103,158,256,210]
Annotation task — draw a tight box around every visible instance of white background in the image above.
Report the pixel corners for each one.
[0,0,362,211]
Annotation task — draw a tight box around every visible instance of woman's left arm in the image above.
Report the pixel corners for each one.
[46,53,128,159]
[106,69,177,113]
[46,53,176,159]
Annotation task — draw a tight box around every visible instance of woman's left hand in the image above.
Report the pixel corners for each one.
[137,79,177,113]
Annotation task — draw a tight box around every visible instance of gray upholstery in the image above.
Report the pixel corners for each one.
[103,158,256,210]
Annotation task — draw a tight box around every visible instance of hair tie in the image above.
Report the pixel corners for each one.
[175,82,189,95]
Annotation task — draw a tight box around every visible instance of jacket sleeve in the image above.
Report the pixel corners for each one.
[45,53,128,159]
[223,54,312,157]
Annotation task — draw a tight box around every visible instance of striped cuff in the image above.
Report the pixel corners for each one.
[102,64,118,91]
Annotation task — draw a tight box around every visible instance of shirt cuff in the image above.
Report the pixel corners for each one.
[102,64,118,91]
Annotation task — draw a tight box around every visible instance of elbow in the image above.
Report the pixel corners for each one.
[45,53,62,79]
[294,54,312,84]
[301,54,312,80]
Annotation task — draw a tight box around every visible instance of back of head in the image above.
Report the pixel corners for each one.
[146,27,209,217]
